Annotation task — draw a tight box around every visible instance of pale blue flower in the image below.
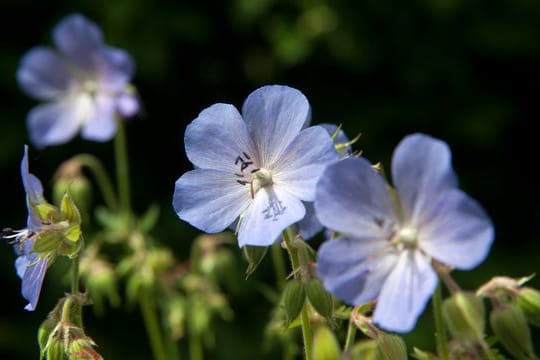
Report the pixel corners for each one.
[297,123,351,239]
[4,146,49,310]
[315,133,494,332]
[17,13,138,148]
[173,85,339,247]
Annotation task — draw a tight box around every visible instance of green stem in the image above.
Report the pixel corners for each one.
[72,154,119,211]
[344,314,357,352]
[283,227,313,360]
[271,242,287,290]
[140,290,169,360]
[71,255,80,294]
[189,331,203,360]
[433,284,449,360]
[114,119,131,213]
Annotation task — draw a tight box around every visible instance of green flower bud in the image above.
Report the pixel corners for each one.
[312,326,341,360]
[517,287,540,327]
[166,296,187,340]
[67,334,103,360]
[46,337,67,360]
[306,279,334,322]
[442,291,485,340]
[349,340,377,360]
[282,280,306,327]
[53,159,92,224]
[38,316,57,359]
[243,245,268,279]
[490,303,535,359]
[375,333,407,360]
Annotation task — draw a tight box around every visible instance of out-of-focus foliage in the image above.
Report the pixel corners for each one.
[1,0,539,358]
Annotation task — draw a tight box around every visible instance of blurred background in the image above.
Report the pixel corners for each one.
[1,0,539,358]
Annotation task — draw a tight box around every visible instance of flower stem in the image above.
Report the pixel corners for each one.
[432,284,449,360]
[282,227,313,360]
[139,290,169,360]
[71,255,80,294]
[72,154,119,211]
[189,331,203,360]
[114,119,131,213]
[344,313,357,351]
[271,242,287,290]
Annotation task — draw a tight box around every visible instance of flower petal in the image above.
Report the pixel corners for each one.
[185,103,257,172]
[17,46,70,100]
[238,186,305,247]
[241,85,311,166]
[173,169,250,233]
[80,94,117,141]
[391,133,458,227]
[296,202,323,239]
[419,189,494,270]
[27,98,85,148]
[98,47,135,91]
[116,92,139,118]
[21,145,43,204]
[373,250,438,332]
[317,236,397,304]
[315,157,397,239]
[16,255,48,311]
[52,14,103,71]
[274,126,338,201]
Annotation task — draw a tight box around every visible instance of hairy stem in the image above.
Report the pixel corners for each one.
[140,290,169,360]
[283,227,313,360]
[72,154,119,211]
[433,284,449,360]
[114,119,131,213]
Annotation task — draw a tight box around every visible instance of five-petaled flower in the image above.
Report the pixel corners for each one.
[173,85,339,247]
[315,133,494,332]
[17,13,139,148]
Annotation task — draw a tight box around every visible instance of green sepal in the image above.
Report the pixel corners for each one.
[375,333,407,360]
[442,291,485,340]
[34,203,59,222]
[411,347,439,360]
[243,245,268,279]
[60,193,81,224]
[517,287,540,327]
[33,231,63,253]
[349,340,377,360]
[306,279,334,324]
[282,280,306,327]
[490,302,535,359]
[312,326,341,360]
[137,204,160,234]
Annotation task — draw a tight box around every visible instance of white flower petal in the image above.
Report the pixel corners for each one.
[373,250,438,333]
[185,103,257,172]
[315,157,398,239]
[238,186,305,247]
[241,85,311,166]
[274,126,338,201]
[419,188,494,270]
[173,169,250,233]
[80,94,117,141]
[391,133,458,227]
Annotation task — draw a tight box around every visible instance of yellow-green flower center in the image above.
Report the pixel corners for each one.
[392,226,418,250]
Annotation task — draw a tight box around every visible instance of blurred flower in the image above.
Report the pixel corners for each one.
[173,85,338,246]
[315,133,494,332]
[3,145,83,310]
[17,13,138,148]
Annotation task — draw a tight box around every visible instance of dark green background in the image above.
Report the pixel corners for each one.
[1,0,539,358]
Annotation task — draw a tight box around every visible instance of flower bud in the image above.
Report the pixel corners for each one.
[312,326,341,360]
[490,302,535,359]
[282,280,306,327]
[67,334,103,360]
[517,287,540,327]
[375,333,407,360]
[243,245,268,279]
[442,291,485,340]
[306,279,334,322]
[46,337,67,360]
[53,159,92,224]
[348,340,377,360]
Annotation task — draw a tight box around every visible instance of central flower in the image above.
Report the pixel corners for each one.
[173,85,339,247]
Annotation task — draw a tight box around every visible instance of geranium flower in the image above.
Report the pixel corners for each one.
[315,133,494,332]
[173,85,338,247]
[17,13,138,148]
[3,146,49,310]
